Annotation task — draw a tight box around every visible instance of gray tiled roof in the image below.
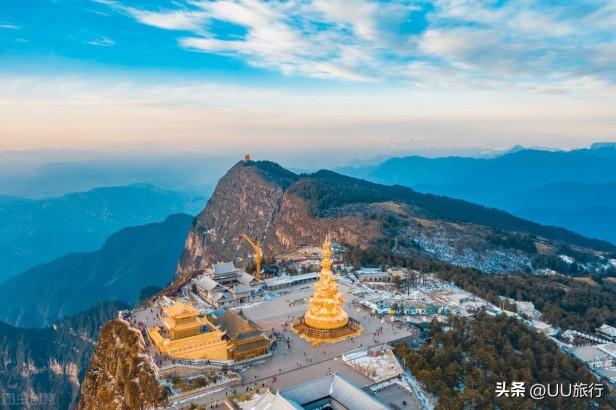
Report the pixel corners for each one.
[197,276,222,291]
[280,374,386,409]
[233,283,252,294]
[210,309,265,340]
[598,324,616,337]
[214,262,237,274]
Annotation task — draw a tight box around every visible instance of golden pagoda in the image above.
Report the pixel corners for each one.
[291,237,363,346]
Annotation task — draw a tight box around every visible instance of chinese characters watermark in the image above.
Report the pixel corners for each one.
[495,381,604,400]
[1,391,57,407]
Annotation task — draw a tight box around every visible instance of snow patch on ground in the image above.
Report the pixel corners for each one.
[559,254,575,264]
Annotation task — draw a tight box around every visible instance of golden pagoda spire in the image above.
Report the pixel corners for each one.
[303,239,349,330]
[291,237,363,345]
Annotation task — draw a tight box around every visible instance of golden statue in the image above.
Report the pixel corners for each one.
[291,237,363,345]
[304,238,349,329]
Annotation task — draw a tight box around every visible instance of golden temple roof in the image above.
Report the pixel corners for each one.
[163,301,197,319]
[210,309,264,340]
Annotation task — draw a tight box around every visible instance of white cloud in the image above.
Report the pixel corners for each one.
[101,0,410,80]
[97,0,616,88]
[87,36,115,47]
[181,0,367,80]
[311,0,380,40]
[419,28,498,61]
[0,22,20,30]
[580,1,616,31]
[127,8,207,32]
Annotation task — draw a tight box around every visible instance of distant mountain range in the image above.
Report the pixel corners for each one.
[338,145,616,244]
[0,301,128,410]
[499,180,616,243]
[0,184,204,282]
[0,151,234,198]
[0,214,192,328]
[501,181,616,210]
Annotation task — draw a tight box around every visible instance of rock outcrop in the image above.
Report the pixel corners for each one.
[176,161,295,281]
[175,161,384,285]
[78,320,167,410]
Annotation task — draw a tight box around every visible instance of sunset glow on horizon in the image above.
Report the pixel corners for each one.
[1,0,615,162]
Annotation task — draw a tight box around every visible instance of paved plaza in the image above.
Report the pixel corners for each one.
[142,282,421,408]
[239,283,414,389]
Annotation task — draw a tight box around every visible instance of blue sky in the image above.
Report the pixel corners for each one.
[1,0,615,164]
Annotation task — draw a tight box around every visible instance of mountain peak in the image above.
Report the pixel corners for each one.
[234,159,299,188]
[174,160,614,287]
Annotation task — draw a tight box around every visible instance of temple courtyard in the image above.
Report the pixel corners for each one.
[129,239,424,408]
[223,283,420,408]
[240,283,413,386]
[152,282,422,409]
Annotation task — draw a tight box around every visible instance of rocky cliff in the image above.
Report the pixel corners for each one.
[176,161,296,280]
[175,160,613,283]
[175,161,386,284]
[77,319,167,410]
[0,302,127,410]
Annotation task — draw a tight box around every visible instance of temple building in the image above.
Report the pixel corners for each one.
[237,374,387,409]
[291,238,363,346]
[208,309,272,362]
[195,262,264,308]
[148,301,272,363]
[148,301,228,360]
